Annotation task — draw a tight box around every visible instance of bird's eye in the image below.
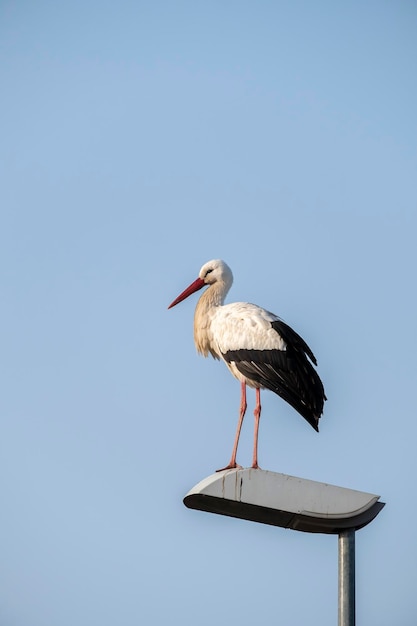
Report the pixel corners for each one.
[205,269,213,277]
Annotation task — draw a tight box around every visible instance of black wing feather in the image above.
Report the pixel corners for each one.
[223,320,326,431]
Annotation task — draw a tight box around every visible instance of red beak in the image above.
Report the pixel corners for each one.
[168,277,205,309]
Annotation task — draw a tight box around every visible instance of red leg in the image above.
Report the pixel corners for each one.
[251,388,261,469]
[216,382,247,472]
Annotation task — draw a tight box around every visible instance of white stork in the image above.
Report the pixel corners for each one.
[168,259,326,470]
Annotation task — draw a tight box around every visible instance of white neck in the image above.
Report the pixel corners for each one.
[193,281,229,357]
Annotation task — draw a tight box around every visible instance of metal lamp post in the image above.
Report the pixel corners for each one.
[184,468,384,626]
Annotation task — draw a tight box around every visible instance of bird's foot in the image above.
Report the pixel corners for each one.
[251,462,261,470]
[216,462,242,472]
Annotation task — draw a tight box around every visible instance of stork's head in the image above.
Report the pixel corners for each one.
[199,259,233,287]
[168,259,233,309]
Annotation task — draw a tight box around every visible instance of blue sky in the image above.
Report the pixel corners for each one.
[1,2,416,624]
